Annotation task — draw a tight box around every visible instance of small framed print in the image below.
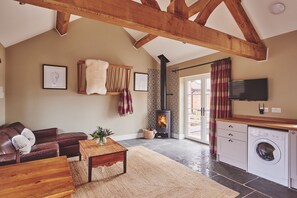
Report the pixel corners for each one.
[134,72,149,92]
[42,64,67,90]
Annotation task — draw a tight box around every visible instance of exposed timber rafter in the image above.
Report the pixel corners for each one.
[194,0,223,25]
[188,0,211,17]
[167,0,188,18]
[223,0,263,44]
[56,11,70,36]
[17,0,267,60]
[134,0,160,49]
[134,34,157,49]
[140,0,160,10]
[135,0,211,49]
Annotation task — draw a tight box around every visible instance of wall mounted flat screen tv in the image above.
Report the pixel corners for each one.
[229,78,268,101]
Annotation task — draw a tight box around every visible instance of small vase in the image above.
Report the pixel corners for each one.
[96,137,107,146]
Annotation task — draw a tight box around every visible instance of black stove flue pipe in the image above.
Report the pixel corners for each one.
[157,54,170,110]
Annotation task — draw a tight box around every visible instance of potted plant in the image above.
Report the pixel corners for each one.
[90,126,114,146]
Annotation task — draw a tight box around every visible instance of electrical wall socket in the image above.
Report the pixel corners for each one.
[264,107,269,113]
[271,108,281,113]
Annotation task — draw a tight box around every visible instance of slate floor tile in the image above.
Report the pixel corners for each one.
[244,191,271,198]
[196,166,218,178]
[211,175,253,198]
[245,178,297,198]
[206,160,258,184]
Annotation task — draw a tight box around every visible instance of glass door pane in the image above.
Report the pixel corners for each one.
[203,77,211,142]
[184,74,210,144]
[186,80,202,139]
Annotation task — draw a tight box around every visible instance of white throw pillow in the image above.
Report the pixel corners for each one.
[12,135,31,155]
[85,59,109,95]
[21,128,36,146]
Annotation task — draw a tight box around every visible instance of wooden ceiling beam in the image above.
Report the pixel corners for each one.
[167,0,188,18]
[55,11,70,36]
[17,0,267,60]
[140,0,161,10]
[135,0,212,49]
[188,0,211,17]
[223,0,263,44]
[134,0,161,49]
[195,0,223,25]
[134,34,158,49]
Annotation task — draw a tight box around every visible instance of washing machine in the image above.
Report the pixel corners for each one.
[248,126,289,186]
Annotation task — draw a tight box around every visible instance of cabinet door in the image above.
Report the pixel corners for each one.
[291,131,297,189]
[217,136,247,170]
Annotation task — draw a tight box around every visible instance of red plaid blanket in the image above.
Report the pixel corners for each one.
[118,88,133,116]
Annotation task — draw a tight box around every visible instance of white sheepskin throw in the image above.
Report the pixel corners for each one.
[85,59,109,95]
[12,135,31,155]
[21,128,36,146]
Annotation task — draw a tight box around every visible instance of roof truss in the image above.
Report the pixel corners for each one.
[17,0,267,60]
[55,11,70,35]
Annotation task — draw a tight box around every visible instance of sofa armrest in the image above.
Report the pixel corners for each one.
[0,153,17,166]
[33,128,58,139]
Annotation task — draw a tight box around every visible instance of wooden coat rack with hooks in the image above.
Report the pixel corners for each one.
[77,60,133,95]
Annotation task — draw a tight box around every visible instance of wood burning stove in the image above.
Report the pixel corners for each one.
[156,110,171,138]
[155,54,171,138]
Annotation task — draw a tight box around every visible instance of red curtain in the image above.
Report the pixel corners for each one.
[209,59,232,155]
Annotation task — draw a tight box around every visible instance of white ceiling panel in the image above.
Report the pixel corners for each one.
[141,37,217,66]
[0,1,80,47]
[242,0,297,39]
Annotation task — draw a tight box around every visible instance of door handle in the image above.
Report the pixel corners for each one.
[202,107,205,116]
[228,133,233,136]
[228,139,233,142]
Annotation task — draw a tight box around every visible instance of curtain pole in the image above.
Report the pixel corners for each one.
[172,57,231,73]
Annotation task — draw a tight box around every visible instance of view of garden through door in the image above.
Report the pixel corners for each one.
[184,74,211,144]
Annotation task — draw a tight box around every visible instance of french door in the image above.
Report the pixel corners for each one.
[184,74,211,144]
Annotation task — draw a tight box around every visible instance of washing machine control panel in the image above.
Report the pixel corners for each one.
[249,127,286,140]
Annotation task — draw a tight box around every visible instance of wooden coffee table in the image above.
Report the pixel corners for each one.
[79,137,128,182]
[0,156,74,198]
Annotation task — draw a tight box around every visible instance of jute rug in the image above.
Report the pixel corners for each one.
[69,146,239,198]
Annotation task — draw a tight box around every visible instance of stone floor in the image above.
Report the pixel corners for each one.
[119,138,297,198]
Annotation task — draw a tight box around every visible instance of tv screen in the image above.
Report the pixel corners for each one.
[229,78,268,101]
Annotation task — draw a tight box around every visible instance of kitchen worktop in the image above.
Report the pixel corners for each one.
[216,115,297,131]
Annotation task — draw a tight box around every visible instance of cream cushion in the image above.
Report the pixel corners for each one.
[85,59,109,95]
[21,128,36,146]
[12,135,31,154]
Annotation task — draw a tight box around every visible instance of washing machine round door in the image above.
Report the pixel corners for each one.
[253,139,281,165]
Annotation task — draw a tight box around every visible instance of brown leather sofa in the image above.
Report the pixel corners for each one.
[0,122,88,166]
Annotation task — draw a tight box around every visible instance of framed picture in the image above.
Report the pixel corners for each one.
[42,64,67,90]
[134,72,149,92]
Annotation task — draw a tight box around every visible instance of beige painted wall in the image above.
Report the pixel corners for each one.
[171,30,297,119]
[0,43,5,125]
[6,18,158,135]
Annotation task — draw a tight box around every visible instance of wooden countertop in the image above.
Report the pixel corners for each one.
[216,116,297,131]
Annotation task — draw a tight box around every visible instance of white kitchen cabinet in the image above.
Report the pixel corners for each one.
[290,131,297,189]
[217,121,248,170]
